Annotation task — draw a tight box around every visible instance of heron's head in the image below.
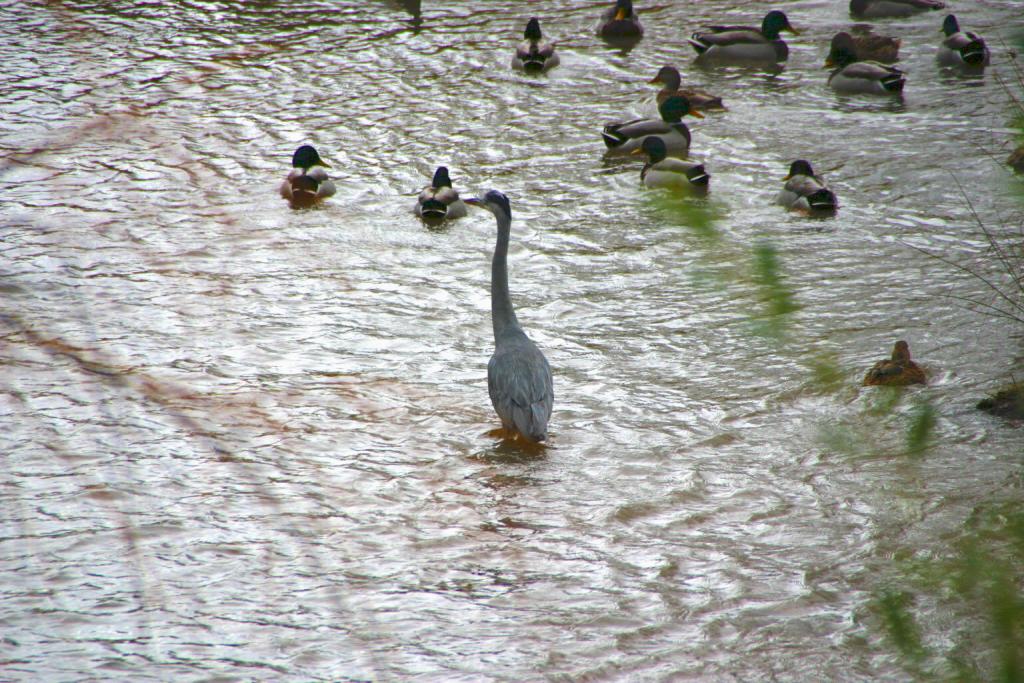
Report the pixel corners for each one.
[465,190,512,218]
[292,145,329,171]
[432,166,453,188]
[785,160,815,180]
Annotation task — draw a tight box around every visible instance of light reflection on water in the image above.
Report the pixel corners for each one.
[2,0,1023,680]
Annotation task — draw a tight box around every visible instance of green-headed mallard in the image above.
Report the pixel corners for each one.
[602,95,703,158]
[632,136,709,194]
[850,0,944,19]
[415,166,467,224]
[688,10,799,64]
[512,17,559,73]
[863,340,926,386]
[280,145,336,208]
[648,65,726,112]
[825,41,906,94]
[598,0,643,43]
[828,30,900,64]
[776,160,837,215]
[937,14,989,67]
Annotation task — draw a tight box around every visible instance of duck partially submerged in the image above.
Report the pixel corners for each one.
[850,0,945,19]
[863,340,926,386]
[648,66,726,113]
[598,0,643,44]
[632,136,709,195]
[825,40,906,94]
[937,14,989,68]
[688,10,799,65]
[512,17,559,73]
[776,160,837,215]
[828,31,900,65]
[415,166,467,224]
[602,95,703,158]
[280,145,336,208]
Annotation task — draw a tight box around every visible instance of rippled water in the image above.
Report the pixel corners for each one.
[3,1,1023,680]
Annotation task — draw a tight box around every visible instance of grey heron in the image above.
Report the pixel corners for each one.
[465,190,554,443]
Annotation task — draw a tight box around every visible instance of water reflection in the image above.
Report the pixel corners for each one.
[3,0,1024,681]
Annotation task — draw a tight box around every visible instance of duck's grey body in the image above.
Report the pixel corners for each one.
[850,0,944,19]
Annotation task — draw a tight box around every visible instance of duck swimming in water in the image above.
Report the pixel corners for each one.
[850,0,944,19]
[602,95,703,158]
[863,340,926,386]
[936,14,989,68]
[280,145,336,208]
[776,160,837,215]
[415,166,467,224]
[647,65,726,113]
[688,10,799,65]
[512,17,559,73]
[825,40,906,94]
[598,0,643,44]
[632,136,709,195]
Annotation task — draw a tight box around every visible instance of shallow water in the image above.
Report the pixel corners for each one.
[2,1,1023,680]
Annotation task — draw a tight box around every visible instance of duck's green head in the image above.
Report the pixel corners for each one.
[292,145,329,171]
[785,159,815,179]
[524,17,542,41]
[762,10,798,39]
[941,14,960,37]
[658,95,703,122]
[824,34,857,68]
[432,166,453,188]
[634,135,669,163]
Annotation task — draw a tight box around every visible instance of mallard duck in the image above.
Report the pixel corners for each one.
[415,166,467,224]
[602,95,703,158]
[850,0,944,19]
[688,10,799,64]
[825,41,906,94]
[280,145,336,208]
[512,17,559,73]
[776,160,837,214]
[828,30,900,64]
[631,136,709,194]
[648,65,726,112]
[863,340,926,386]
[937,14,989,67]
[598,0,643,43]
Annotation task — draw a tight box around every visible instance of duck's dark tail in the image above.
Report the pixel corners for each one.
[807,188,838,213]
[419,199,448,220]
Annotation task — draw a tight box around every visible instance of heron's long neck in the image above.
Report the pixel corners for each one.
[491,212,520,339]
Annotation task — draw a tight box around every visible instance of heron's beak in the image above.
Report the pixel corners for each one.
[465,197,482,207]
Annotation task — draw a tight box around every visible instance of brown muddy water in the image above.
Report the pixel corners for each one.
[2,1,1023,681]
